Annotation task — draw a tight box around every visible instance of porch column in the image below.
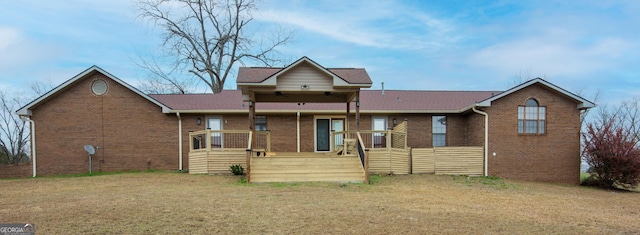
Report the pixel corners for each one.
[249,100,256,149]
[356,91,360,131]
[346,101,350,137]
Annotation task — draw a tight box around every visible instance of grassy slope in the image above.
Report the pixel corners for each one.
[1,172,639,234]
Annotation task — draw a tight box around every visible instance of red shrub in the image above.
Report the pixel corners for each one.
[582,118,640,190]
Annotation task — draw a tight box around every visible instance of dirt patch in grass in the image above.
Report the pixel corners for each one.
[1,172,639,234]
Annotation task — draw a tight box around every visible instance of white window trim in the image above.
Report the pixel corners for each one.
[372,116,388,148]
[206,116,223,148]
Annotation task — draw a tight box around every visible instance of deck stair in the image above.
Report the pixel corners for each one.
[250,153,365,183]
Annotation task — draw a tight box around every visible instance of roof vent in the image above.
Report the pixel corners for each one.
[382,82,385,95]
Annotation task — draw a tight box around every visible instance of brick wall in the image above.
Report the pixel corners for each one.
[31,71,179,176]
[199,113,417,152]
[294,115,309,152]
[265,114,298,152]
[28,72,580,183]
[465,112,485,147]
[392,115,429,148]
[0,164,32,178]
[387,114,479,148]
[485,84,581,184]
[181,114,204,170]
[447,115,467,146]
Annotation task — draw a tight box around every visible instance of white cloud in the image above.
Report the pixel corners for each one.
[255,0,459,51]
[0,27,20,50]
[466,24,636,81]
[0,27,63,73]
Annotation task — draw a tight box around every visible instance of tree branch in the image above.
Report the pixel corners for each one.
[138,0,291,93]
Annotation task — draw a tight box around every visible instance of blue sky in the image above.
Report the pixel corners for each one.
[1,0,639,107]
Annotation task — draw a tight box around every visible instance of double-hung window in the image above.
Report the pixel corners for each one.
[432,116,446,147]
[518,99,545,134]
[255,116,267,131]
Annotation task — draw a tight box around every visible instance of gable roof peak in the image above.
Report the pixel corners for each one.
[16,66,172,116]
[476,77,596,109]
[236,56,372,85]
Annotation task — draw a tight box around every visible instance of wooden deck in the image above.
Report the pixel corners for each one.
[250,152,365,183]
[253,152,352,157]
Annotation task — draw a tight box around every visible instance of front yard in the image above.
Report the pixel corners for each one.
[1,172,638,234]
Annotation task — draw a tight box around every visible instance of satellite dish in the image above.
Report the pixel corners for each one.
[84,145,96,155]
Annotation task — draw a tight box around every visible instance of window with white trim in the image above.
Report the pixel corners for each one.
[432,116,446,147]
[518,99,546,134]
[255,116,267,131]
[207,117,223,148]
[372,117,387,148]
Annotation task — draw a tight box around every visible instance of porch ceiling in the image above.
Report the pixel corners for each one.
[246,89,358,103]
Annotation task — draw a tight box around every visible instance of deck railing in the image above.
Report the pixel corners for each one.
[189,129,270,152]
[332,130,407,151]
[331,131,370,184]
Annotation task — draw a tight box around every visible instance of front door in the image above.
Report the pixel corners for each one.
[315,118,345,152]
[316,119,331,151]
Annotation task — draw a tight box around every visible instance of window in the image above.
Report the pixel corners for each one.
[255,116,267,131]
[91,80,108,95]
[518,99,546,134]
[432,116,446,147]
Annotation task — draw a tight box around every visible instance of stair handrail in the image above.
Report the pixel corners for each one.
[356,132,369,184]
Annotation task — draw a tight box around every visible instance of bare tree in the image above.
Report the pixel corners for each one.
[614,98,640,138]
[0,81,54,166]
[134,56,196,94]
[30,79,55,97]
[578,89,600,126]
[0,91,29,165]
[507,69,544,87]
[138,0,292,93]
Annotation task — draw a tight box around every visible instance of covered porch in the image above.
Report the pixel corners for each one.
[236,57,373,183]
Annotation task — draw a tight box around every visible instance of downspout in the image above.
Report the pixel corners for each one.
[21,116,36,177]
[176,112,183,171]
[296,112,300,152]
[472,105,488,177]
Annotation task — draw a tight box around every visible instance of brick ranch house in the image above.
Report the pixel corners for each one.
[15,57,594,184]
